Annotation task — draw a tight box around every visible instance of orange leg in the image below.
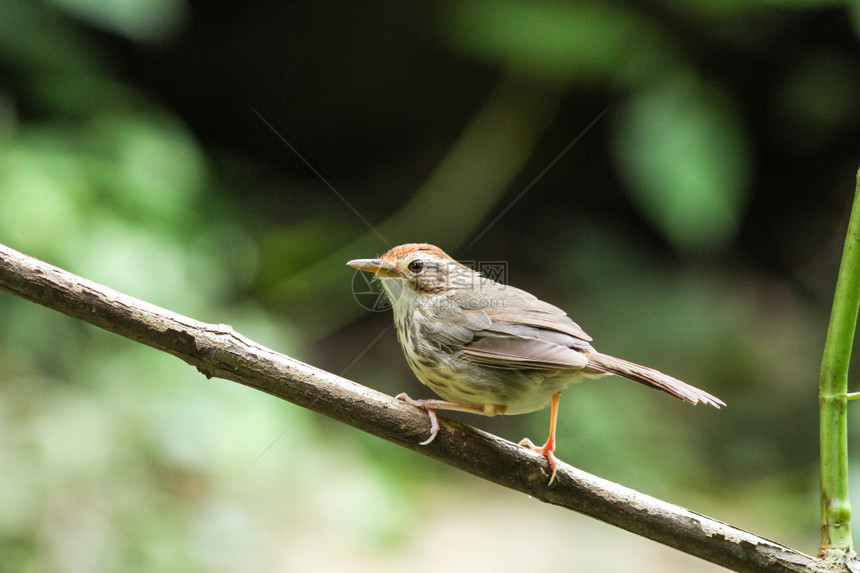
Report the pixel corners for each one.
[519,392,560,485]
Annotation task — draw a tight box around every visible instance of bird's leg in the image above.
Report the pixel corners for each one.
[519,392,561,485]
[395,393,506,445]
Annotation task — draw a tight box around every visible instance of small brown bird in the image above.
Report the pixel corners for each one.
[348,243,724,483]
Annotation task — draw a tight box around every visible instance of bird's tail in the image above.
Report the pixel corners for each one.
[586,352,725,408]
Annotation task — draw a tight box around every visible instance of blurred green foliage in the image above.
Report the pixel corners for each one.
[449,0,752,253]
[0,0,859,571]
[614,77,750,253]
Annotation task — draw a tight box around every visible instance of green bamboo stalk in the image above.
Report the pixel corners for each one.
[820,168,860,556]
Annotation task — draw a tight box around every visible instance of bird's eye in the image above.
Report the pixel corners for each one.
[407,259,424,274]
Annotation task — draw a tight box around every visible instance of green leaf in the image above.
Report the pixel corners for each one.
[47,0,185,42]
[612,76,751,254]
[446,0,675,85]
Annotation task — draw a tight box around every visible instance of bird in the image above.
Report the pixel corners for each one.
[347,243,724,483]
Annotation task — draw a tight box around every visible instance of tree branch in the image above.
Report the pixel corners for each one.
[0,242,825,572]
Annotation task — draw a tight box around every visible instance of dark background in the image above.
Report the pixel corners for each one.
[2,1,859,571]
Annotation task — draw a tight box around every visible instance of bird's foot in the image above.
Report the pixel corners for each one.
[396,393,440,445]
[519,437,558,485]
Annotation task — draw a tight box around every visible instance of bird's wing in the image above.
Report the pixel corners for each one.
[434,285,594,370]
[461,336,589,370]
[413,294,492,346]
[479,284,592,339]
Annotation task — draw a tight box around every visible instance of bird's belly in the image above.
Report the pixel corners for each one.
[406,354,582,415]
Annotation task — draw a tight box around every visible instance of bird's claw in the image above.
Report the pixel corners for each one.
[519,437,558,485]
[396,392,439,445]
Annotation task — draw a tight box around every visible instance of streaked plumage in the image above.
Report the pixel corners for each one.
[348,243,724,483]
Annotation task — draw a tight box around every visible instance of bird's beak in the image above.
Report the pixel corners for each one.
[347,258,401,278]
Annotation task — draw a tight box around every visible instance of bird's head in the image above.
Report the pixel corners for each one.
[348,243,475,306]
